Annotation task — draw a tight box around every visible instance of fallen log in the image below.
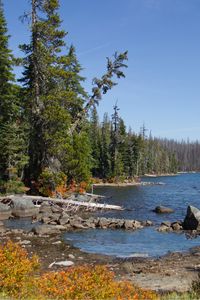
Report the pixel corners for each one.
[6,195,123,211]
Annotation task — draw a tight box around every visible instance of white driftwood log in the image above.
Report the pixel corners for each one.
[3,195,123,211]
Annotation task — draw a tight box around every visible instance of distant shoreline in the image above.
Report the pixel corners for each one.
[93,181,165,187]
[93,182,141,187]
[143,173,178,177]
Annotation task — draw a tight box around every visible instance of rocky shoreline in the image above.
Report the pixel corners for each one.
[0,224,200,293]
[1,194,200,293]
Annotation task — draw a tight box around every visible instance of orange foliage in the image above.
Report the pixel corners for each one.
[37,265,158,300]
[0,240,39,298]
[0,242,158,300]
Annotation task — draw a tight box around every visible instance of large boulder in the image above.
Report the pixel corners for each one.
[0,203,12,220]
[183,206,200,230]
[11,197,39,218]
[154,206,174,214]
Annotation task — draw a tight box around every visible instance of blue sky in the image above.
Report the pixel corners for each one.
[3,0,200,141]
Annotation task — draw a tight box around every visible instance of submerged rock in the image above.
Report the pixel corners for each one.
[183,205,200,230]
[154,206,174,214]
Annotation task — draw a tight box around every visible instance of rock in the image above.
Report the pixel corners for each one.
[39,203,52,214]
[0,221,4,226]
[161,221,171,227]
[10,229,24,234]
[183,206,200,230]
[52,241,62,245]
[154,206,174,214]
[69,220,86,229]
[84,220,96,228]
[32,225,62,235]
[157,225,172,232]
[49,260,74,268]
[0,226,7,234]
[11,197,39,218]
[19,240,31,245]
[68,254,75,259]
[124,220,134,229]
[171,222,182,231]
[115,219,125,228]
[51,205,62,214]
[69,216,85,229]
[58,215,70,225]
[54,225,66,231]
[142,220,153,227]
[41,216,51,224]
[132,220,143,229]
[0,203,12,220]
[99,217,112,228]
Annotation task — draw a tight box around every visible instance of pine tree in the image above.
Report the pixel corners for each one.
[0,1,28,186]
[110,104,123,180]
[99,113,111,179]
[89,107,101,177]
[20,0,88,186]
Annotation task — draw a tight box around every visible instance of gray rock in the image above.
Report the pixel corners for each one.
[39,203,52,214]
[171,222,182,231]
[161,221,171,227]
[0,227,7,234]
[41,216,51,224]
[0,203,12,220]
[132,220,143,229]
[32,225,62,235]
[11,197,39,218]
[142,220,153,227]
[58,215,70,225]
[183,206,200,230]
[51,205,62,214]
[83,220,96,228]
[69,220,86,229]
[115,219,125,228]
[154,206,174,214]
[99,217,111,228]
[157,225,172,232]
[124,220,134,229]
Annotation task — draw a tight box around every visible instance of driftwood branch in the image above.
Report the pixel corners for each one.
[2,195,123,211]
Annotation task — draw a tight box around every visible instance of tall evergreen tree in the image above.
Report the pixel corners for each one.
[0,0,27,184]
[20,0,88,185]
[89,107,101,177]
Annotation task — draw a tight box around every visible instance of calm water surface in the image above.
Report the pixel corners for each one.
[63,173,200,257]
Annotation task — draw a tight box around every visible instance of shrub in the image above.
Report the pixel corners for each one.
[0,240,39,298]
[37,265,158,300]
[38,168,67,197]
[0,179,29,195]
[191,272,200,297]
[0,241,158,300]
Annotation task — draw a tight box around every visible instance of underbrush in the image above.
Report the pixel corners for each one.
[0,240,158,300]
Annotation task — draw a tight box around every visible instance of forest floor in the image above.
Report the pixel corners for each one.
[1,229,199,294]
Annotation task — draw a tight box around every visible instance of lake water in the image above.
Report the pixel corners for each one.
[63,173,200,257]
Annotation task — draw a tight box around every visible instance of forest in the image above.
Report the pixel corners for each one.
[0,0,199,196]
